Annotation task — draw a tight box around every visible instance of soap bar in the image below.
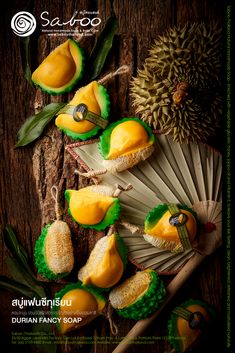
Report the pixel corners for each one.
[78,233,127,289]
[65,185,120,230]
[109,269,166,320]
[34,220,74,280]
[51,282,106,334]
[144,203,198,252]
[55,81,110,140]
[98,117,155,173]
[32,38,84,94]
[168,299,215,352]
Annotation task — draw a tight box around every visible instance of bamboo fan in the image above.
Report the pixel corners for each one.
[66,134,222,274]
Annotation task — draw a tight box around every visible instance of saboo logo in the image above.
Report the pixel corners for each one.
[11,11,36,37]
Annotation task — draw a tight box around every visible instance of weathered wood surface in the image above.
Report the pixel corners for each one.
[0,1,223,353]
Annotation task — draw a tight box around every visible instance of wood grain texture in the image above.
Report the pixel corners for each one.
[0,1,223,353]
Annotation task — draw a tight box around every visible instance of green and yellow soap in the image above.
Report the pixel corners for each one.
[32,38,84,94]
[78,233,127,289]
[109,269,166,320]
[168,299,215,352]
[55,81,110,140]
[144,204,198,252]
[98,118,155,173]
[52,282,106,334]
[65,185,120,230]
[34,220,74,280]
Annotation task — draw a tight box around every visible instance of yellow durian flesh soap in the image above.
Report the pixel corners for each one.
[78,233,127,289]
[55,80,110,140]
[65,185,120,230]
[98,118,155,173]
[32,38,84,94]
[144,204,198,252]
[51,282,106,334]
[168,299,215,353]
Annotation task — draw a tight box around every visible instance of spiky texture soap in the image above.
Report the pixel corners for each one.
[168,299,215,352]
[56,81,110,140]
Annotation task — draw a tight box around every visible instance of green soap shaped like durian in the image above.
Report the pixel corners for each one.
[78,233,128,290]
[65,185,120,230]
[109,269,166,320]
[167,299,216,353]
[98,118,155,173]
[144,204,199,252]
[34,220,74,280]
[32,38,85,95]
[55,81,110,140]
[51,282,106,334]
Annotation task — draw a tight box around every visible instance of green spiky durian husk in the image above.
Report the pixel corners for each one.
[34,224,68,280]
[167,299,216,353]
[65,190,120,230]
[51,281,106,330]
[98,117,155,159]
[58,84,110,141]
[145,204,199,231]
[130,22,222,143]
[115,270,166,320]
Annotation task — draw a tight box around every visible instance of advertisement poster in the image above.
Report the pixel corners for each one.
[0,1,234,353]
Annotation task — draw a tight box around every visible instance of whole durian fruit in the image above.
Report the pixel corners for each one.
[130,22,222,143]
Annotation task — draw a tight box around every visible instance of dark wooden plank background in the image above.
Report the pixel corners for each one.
[0,1,224,353]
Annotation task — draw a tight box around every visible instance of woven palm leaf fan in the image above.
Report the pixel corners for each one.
[66,134,222,274]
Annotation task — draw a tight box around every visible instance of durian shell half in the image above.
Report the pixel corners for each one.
[109,269,166,320]
[51,282,106,334]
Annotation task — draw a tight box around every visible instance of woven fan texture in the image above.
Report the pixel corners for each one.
[66,134,222,274]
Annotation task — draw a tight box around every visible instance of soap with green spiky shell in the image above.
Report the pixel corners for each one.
[98,117,155,173]
[32,38,85,95]
[51,282,106,334]
[109,269,166,320]
[144,204,199,252]
[55,81,110,140]
[65,185,120,230]
[168,299,216,353]
[34,220,74,280]
[131,23,222,143]
[78,233,128,290]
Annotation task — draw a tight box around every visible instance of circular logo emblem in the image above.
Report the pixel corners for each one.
[73,104,88,122]
[11,12,36,37]
[169,212,188,227]
[189,311,205,329]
